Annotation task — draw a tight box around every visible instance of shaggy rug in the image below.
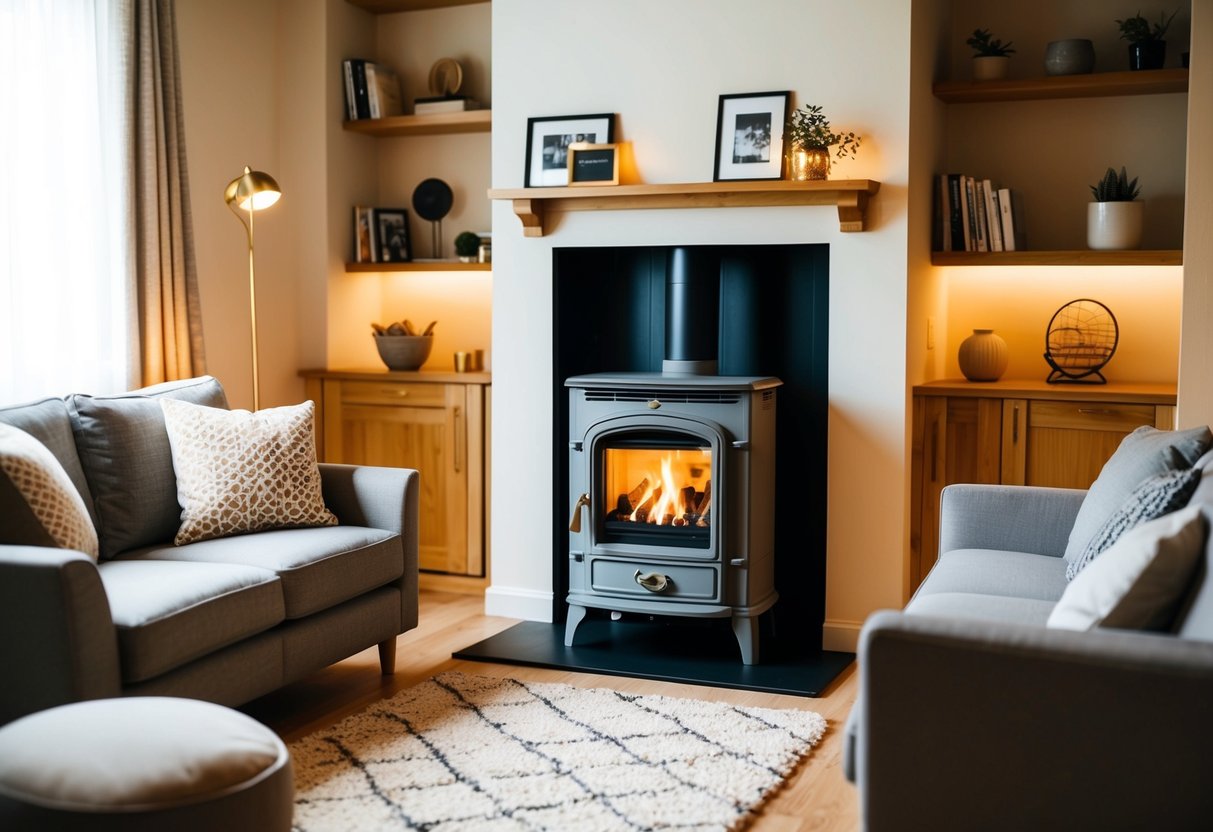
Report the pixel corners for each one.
[290,671,827,831]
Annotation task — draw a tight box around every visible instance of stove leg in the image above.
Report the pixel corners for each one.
[564,603,588,647]
[732,615,759,665]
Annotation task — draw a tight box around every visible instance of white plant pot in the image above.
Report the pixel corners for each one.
[1087,201,1143,250]
[972,56,1010,81]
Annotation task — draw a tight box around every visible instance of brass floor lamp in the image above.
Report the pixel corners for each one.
[224,166,281,411]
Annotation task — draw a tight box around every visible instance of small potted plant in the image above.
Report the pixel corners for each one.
[1116,9,1177,70]
[1088,166,1143,250]
[454,231,481,262]
[785,104,861,181]
[966,28,1015,80]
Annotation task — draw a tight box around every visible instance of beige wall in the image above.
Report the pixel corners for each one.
[487,0,913,649]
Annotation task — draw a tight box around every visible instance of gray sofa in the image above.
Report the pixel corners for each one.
[846,427,1213,830]
[0,376,419,725]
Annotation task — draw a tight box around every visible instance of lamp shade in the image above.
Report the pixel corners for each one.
[224,166,281,212]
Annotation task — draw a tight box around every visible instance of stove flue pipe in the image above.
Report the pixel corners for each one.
[663,247,719,375]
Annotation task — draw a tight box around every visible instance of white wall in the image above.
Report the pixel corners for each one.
[488,0,913,648]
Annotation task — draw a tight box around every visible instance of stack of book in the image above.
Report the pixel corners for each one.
[933,173,1022,253]
[414,95,480,115]
[342,59,403,120]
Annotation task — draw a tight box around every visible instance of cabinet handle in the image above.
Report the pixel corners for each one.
[1013,404,1020,444]
[453,406,464,473]
[930,418,939,482]
[1078,408,1116,416]
[381,388,409,397]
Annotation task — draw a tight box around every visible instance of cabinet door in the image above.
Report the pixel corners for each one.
[1004,400,1157,490]
[913,395,1002,589]
[324,381,471,574]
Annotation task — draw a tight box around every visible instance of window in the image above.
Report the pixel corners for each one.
[0,1,131,404]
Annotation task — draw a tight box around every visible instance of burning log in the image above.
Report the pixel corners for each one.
[697,480,711,514]
[627,478,650,508]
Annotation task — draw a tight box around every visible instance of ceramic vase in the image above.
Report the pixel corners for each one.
[1128,41,1166,70]
[1044,39,1095,75]
[958,329,1009,382]
[972,56,1010,81]
[1087,201,1143,250]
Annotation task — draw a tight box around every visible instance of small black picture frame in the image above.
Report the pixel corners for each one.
[713,91,790,182]
[567,142,619,186]
[374,208,411,263]
[524,113,615,187]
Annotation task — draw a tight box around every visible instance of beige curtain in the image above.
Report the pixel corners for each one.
[130,0,206,385]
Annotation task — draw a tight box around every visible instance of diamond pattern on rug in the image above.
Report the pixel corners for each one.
[290,671,827,832]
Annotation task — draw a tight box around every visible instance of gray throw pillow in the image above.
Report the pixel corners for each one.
[1063,425,1212,565]
[68,376,229,559]
[1066,465,1201,581]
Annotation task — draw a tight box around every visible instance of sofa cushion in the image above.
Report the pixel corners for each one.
[1067,466,1202,581]
[907,592,1057,627]
[117,525,402,619]
[1048,505,1206,632]
[160,398,337,545]
[913,549,1068,604]
[68,376,229,559]
[98,559,284,683]
[1063,425,1212,566]
[0,397,95,524]
[0,424,99,558]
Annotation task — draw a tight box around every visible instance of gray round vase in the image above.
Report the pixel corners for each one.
[958,329,1009,382]
[1045,39,1095,76]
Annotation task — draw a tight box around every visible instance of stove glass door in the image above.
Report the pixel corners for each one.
[600,431,712,549]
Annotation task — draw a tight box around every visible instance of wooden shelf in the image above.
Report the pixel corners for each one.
[345,0,486,13]
[914,378,1176,405]
[345,260,491,273]
[487,179,882,237]
[931,250,1182,266]
[933,68,1188,104]
[343,110,490,137]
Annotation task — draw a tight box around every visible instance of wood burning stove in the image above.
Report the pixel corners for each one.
[563,247,781,664]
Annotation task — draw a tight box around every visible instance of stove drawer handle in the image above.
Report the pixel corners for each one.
[634,570,670,593]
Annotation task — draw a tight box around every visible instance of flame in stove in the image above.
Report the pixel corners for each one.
[610,447,710,527]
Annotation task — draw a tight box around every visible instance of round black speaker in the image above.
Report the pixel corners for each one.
[412,178,453,222]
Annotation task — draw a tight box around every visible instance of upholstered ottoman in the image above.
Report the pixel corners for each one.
[0,697,292,831]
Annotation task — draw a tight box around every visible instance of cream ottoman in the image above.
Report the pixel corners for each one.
[0,697,292,831]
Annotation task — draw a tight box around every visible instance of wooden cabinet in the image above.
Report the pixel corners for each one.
[911,379,1176,590]
[303,370,489,582]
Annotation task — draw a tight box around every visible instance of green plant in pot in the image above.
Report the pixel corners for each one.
[785,105,860,181]
[1088,166,1143,250]
[454,231,481,262]
[966,28,1015,80]
[1116,9,1177,70]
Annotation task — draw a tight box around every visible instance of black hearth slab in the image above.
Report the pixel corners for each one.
[453,619,854,697]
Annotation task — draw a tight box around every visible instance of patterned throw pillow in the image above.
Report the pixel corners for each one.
[0,423,99,559]
[1066,465,1202,581]
[160,399,337,545]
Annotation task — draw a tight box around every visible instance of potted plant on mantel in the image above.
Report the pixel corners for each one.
[1088,166,1143,250]
[785,104,861,181]
[454,231,481,262]
[966,28,1016,81]
[1116,9,1178,70]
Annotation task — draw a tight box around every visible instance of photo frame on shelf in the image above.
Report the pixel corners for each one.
[354,205,376,263]
[567,142,620,186]
[713,91,789,182]
[374,208,411,263]
[524,113,615,187]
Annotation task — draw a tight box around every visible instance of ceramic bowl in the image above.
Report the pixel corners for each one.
[1045,39,1095,76]
[374,335,433,371]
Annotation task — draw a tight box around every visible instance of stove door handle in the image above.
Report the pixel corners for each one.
[634,571,670,593]
[569,493,591,533]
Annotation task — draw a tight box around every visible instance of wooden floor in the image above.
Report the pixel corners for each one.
[241,590,861,831]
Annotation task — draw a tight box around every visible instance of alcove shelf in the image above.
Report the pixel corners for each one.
[488,179,882,237]
[345,261,491,272]
[933,68,1188,104]
[931,250,1183,267]
[343,110,491,137]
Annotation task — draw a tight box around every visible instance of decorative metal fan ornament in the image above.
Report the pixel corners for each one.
[1044,298,1118,384]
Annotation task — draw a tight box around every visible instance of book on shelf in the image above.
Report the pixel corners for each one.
[342,61,357,120]
[365,62,403,119]
[983,179,1004,252]
[342,59,373,120]
[946,174,964,252]
[354,205,376,263]
[413,95,481,115]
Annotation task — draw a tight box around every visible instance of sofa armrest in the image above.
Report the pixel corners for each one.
[0,547,122,724]
[854,610,1213,829]
[319,463,420,631]
[939,483,1086,557]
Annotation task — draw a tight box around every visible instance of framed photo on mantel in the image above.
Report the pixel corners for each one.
[567,142,619,186]
[713,90,789,182]
[524,113,615,187]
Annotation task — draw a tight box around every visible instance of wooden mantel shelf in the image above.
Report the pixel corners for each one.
[487,179,882,237]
